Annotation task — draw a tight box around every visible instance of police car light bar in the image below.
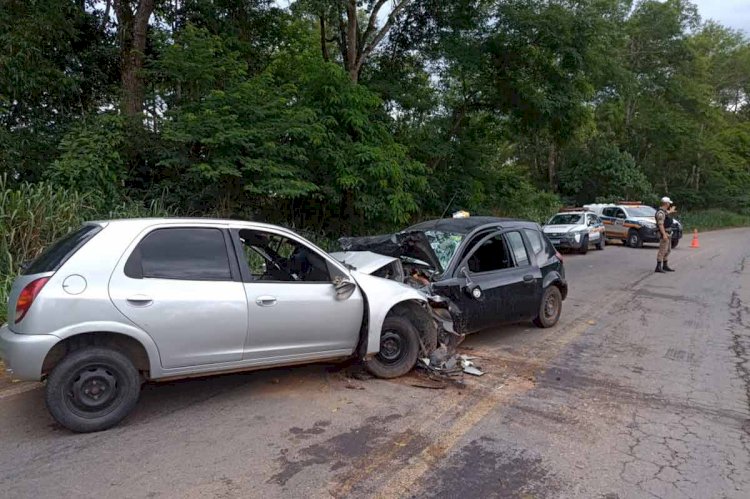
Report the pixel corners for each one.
[617,201,643,205]
[559,206,590,212]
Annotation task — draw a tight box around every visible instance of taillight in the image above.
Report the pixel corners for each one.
[15,277,50,323]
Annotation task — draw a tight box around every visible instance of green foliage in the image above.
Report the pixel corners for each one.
[559,140,654,204]
[2,0,750,273]
[45,115,127,209]
[679,209,750,232]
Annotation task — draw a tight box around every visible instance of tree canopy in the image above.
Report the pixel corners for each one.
[2,0,749,235]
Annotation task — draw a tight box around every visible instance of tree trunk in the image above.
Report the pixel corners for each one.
[548,142,557,190]
[114,0,155,118]
[319,15,329,62]
[345,0,359,83]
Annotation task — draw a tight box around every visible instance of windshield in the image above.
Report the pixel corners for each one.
[423,230,465,270]
[627,206,656,217]
[548,214,583,225]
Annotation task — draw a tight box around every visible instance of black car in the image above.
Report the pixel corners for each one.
[340,216,568,335]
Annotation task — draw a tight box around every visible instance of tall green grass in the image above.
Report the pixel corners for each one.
[679,209,750,232]
[0,176,170,324]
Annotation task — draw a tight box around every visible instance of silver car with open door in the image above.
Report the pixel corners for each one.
[0,219,443,432]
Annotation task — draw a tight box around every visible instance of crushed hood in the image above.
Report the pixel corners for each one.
[338,231,443,274]
[329,251,400,275]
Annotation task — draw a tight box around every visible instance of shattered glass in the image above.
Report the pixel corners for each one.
[423,231,465,270]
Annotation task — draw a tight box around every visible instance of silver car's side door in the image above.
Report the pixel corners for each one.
[109,225,249,369]
[230,227,364,362]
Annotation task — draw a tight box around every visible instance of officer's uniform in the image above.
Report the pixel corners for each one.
[655,196,675,272]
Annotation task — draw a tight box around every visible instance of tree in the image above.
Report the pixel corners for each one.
[114,0,156,117]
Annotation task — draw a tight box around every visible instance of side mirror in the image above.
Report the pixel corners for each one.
[460,267,483,300]
[333,276,356,300]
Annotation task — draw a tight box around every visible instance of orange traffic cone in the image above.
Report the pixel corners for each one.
[690,229,700,248]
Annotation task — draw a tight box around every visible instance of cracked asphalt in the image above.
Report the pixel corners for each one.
[0,228,749,498]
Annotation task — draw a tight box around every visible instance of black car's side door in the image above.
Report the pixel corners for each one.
[449,230,539,333]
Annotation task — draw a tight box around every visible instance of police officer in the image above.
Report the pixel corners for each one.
[655,196,676,273]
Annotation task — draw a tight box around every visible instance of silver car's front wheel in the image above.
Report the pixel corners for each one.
[364,316,420,379]
[45,346,141,433]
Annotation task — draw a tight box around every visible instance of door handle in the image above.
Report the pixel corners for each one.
[523,275,535,284]
[255,296,277,307]
[126,294,153,306]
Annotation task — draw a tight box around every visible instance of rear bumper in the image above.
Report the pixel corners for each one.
[0,324,59,381]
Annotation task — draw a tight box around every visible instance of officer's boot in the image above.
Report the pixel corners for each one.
[655,261,665,273]
[663,261,675,272]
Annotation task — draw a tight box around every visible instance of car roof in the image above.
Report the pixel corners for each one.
[90,217,295,233]
[406,216,536,234]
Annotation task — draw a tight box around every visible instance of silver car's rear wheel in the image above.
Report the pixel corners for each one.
[46,346,141,433]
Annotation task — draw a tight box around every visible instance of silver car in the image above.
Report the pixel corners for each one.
[0,219,442,432]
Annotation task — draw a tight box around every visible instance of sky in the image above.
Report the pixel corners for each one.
[689,0,749,33]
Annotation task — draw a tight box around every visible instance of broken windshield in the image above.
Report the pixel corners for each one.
[423,230,465,271]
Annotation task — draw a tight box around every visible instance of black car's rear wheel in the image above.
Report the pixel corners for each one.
[533,286,563,328]
[364,316,420,379]
[45,346,141,433]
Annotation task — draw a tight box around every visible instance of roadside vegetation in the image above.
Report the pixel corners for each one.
[2,0,750,321]
[679,209,750,232]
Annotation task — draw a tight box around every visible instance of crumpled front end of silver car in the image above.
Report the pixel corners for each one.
[331,250,463,356]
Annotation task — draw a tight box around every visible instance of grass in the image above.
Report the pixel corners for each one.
[678,209,750,232]
[0,176,170,324]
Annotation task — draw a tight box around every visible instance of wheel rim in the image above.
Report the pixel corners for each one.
[65,364,123,418]
[629,234,638,246]
[378,330,406,364]
[543,293,559,321]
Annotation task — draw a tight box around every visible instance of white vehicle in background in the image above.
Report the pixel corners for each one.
[542,209,606,255]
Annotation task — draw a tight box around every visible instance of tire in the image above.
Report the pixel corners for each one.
[45,346,141,433]
[596,236,605,250]
[533,286,563,328]
[671,237,679,248]
[364,316,420,379]
[578,235,589,255]
[627,229,642,248]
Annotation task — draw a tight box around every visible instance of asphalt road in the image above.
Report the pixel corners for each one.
[1,229,749,498]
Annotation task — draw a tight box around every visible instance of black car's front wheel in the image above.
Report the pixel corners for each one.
[578,235,589,254]
[533,286,563,328]
[364,316,420,379]
[45,346,141,433]
[671,237,680,248]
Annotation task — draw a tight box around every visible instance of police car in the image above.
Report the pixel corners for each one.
[542,208,606,254]
[584,201,683,248]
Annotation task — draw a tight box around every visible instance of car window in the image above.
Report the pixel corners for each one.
[466,234,513,273]
[523,228,544,255]
[238,229,331,282]
[548,214,583,225]
[615,209,626,219]
[127,228,232,281]
[24,224,102,275]
[505,231,530,267]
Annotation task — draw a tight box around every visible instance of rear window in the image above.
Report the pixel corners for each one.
[23,225,102,275]
[523,229,544,255]
[125,228,232,281]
